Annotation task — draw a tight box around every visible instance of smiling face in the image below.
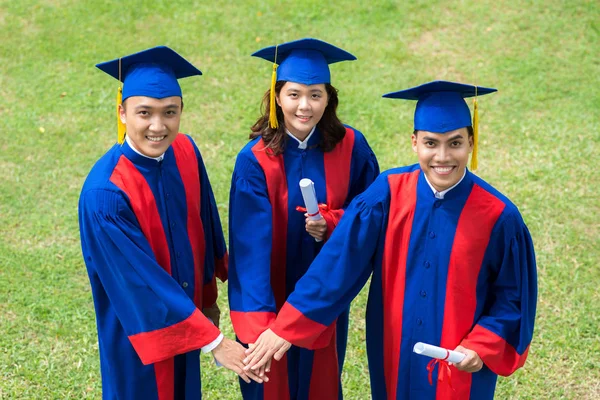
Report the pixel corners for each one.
[412,127,473,192]
[276,81,328,141]
[119,96,182,158]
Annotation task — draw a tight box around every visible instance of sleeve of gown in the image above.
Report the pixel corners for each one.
[461,214,538,376]
[321,131,381,239]
[80,189,221,365]
[271,174,389,349]
[228,155,277,344]
[195,147,228,308]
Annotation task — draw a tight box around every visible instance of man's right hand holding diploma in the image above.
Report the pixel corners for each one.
[305,213,328,241]
[450,345,483,373]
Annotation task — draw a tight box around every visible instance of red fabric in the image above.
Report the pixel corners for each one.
[110,156,171,275]
[271,302,334,349]
[308,330,340,400]
[264,355,291,400]
[461,325,530,377]
[171,134,206,308]
[251,141,291,400]
[128,309,220,365]
[323,127,354,210]
[437,183,505,399]
[320,208,344,239]
[323,127,354,239]
[381,170,420,400]
[154,358,174,400]
[230,310,277,344]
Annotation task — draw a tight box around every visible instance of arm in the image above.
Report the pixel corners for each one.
[228,156,278,344]
[80,189,221,365]
[460,217,538,376]
[245,175,390,368]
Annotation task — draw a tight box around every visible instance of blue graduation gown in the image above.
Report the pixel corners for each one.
[271,165,537,400]
[78,134,228,400]
[228,126,379,400]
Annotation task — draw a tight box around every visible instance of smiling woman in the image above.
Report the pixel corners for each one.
[228,38,380,400]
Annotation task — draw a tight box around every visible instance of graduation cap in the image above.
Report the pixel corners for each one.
[252,38,356,129]
[96,46,202,144]
[383,81,497,171]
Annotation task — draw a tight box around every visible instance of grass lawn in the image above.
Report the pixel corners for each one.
[1,0,599,398]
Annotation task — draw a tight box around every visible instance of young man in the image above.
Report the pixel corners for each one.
[243,81,538,399]
[79,46,262,399]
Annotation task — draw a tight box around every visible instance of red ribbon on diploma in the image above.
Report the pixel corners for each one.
[426,349,454,391]
[296,203,329,217]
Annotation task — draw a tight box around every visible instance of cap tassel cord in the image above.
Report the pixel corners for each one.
[470,87,479,171]
[116,58,126,144]
[268,45,279,129]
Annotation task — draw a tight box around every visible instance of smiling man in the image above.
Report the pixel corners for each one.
[243,81,538,400]
[79,46,262,399]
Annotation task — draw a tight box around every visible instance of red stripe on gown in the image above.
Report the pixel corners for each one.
[437,184,505,399]
[381,170,420,399]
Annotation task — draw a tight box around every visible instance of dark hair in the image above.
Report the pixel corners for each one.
[413,126,474,136]
[249,81,346,155]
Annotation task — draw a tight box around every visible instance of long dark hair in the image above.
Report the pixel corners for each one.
[249,81,346,155]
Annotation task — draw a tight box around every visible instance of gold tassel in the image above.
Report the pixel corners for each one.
[116,86,126,144]
[268,46,279,129]
[470,98,479,171]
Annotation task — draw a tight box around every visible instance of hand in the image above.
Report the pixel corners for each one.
[451,345,483,373]
[212,337,266,384]
[243,329,291,371]
[305,214,327,241]
[202,303,221,329]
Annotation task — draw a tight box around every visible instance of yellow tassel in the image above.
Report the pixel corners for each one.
[268,63,279,129]
[116,86,126,144]
[470,98,479,171]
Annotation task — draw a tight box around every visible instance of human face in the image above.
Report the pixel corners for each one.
[119,96,182,158]
[411,127,473,192]
[276,82,328,141]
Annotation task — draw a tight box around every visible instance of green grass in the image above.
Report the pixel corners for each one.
[1,0,599,398]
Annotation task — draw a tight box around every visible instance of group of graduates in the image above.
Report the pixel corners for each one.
[78,38,538,400]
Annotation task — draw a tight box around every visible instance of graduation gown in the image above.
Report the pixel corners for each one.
[228,126,379,400]
[270,164,537,400]
[78,134,228,400]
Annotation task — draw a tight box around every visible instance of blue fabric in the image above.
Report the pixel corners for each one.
[383,80,497,133]
[280,165,537,399]
[96,46,202,101]
[252,38,356,85]
[229,126,379,399]
[78,135,226,400]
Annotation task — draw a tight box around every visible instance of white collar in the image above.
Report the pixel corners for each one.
[423,168,467,199]
[286,126,316,150]
[125,135,165,162]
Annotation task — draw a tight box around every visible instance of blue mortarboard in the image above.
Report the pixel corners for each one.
[383,81,497,170]
[96,45,202,101]
[383,80,496,133]
[96,46,202,144]
[252,38,356,129]
[252,38,356,85]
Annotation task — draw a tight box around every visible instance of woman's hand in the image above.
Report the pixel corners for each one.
[305,214,327,241]
[243,329,291,372]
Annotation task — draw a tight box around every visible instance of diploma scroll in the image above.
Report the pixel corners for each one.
[413,342,465,364]
[299,178,323,242]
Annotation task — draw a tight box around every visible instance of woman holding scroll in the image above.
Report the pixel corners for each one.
[228,38,379,400]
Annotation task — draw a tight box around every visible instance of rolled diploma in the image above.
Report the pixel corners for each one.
[299,178,323,242]
[413,342,465,364]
